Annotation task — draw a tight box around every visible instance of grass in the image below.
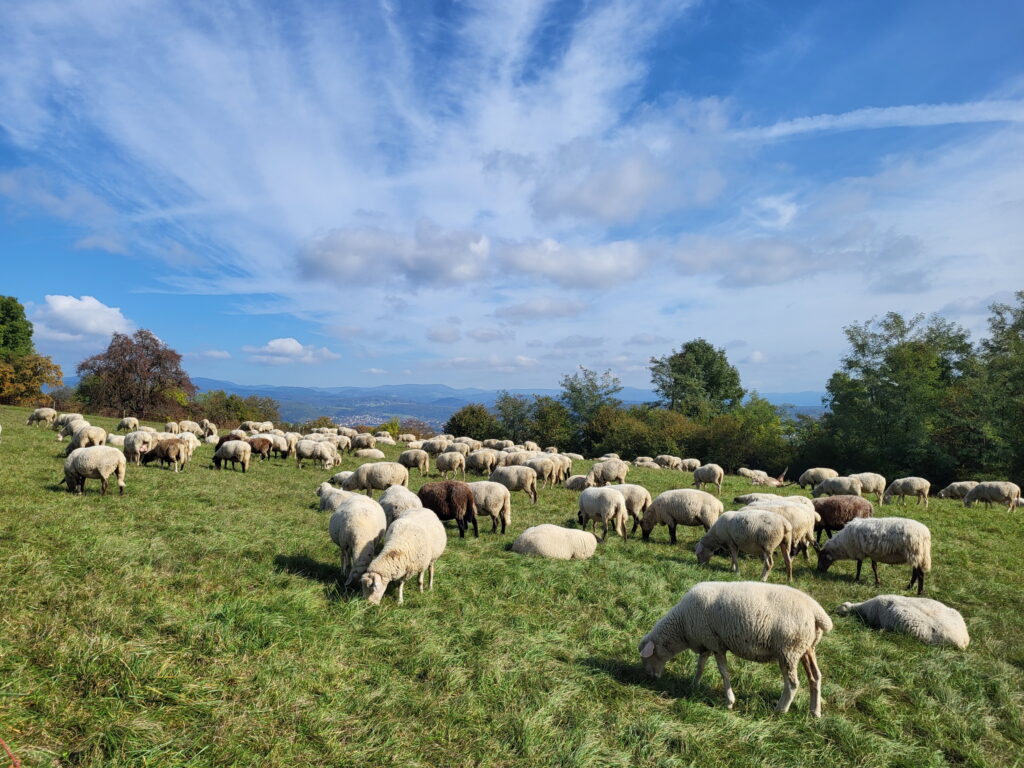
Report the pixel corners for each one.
[0,404,1022,767]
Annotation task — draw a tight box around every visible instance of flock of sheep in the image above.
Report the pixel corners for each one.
[20,405,1018,718]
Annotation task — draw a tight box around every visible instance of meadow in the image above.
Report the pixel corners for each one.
[0,404,1022,767]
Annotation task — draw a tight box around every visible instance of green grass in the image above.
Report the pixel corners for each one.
[0,404,1022,767]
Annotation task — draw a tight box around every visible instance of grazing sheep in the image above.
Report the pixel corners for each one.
[351,433,377,451]
[563,474,593,491]
[54,412,83,429]
[379,485,423,525]
[56,418,89,441]
[748,500,820,560]
[489,466,538,504]
[525,457,556,488]
[817,517,932,594]
[635,458,662,470]
[937,481,979,500]
[398,449,430,476]
[421,438,450,456]
[246,437,273,461]
[417,481,479,538]
[65,425,107,456]
[141,439,188,472]
[585,459,629,487]
[116,417,139,433]
[329,496,387,584]
[511,525,597,560]
[849,472,886,502]
[733,493,815,510]
[812,476,863,498]
[295,439,339,470]
[316,481,354,512]
[693,463,725,495]
[468,481,512,534]
[105,434,125,449]
[164,422,181,434]
[680,458,701,471]
[124,431,157,465]
[639,581,832,716]
[443,442,470,456]
[577,487,628,541]
[212,440,251,472]
[655,455,684,470]
[696,509,793,582]
[963,481,1021,512]
[798,467,839,489]
[811,495,874,543]
[60,446,127,495]
[255,432,291,458]
[467,449,500,475]
[398,433,418,443]
[835,595,969,649]
[640,489,724,543]
[615,483,653,534]
[177,420,203,436]
[26,407,58,427]
[882,477,931,507]
[547,454,572,483]
[436,451,466,480]
[342,462,410,497]
[360,509,447,605]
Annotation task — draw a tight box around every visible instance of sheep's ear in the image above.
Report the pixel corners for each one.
[640,640,655,658]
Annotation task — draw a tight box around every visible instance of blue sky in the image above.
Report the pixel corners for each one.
[1,0,1022,392]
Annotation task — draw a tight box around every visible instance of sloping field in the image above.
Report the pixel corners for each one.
[0,405,1021,767]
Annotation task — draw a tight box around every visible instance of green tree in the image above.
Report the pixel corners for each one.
[979,291,1024,475]
[559,367,623,454]
[444,403,500,440]
[528,396,574,449]
[192,390,280,426]
[0,296,35,361]
[493,392,532,442]
[0,296,63,405]
[650,339,744,420]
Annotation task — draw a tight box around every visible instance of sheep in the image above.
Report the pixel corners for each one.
[936,481,979,500]
[379,485,423,525]
[563,474,593,491]
[638,581,832,716]
[295,439,339,470]
[747,500,820,560]
[65,425,107,456]
[679,458,701,471]
[635,458,662,470]
[524,457,556,488]
[816,517,931,594]
[577,487,628,541]
[640,489,724,544]
[138,425,157,434]
[468,481,512,534]
[545,446,559,453]
[811,495,874,543]
[398,433,418,443]
[421,438,450,456]
[466,449,499,475]
[342,462,410,497]
[963,481,1021,512]
[522,440,540,452]
[105,434,125,449]
[733,493,815,510]
[489,466,538,504]
[615,483,653,535]
[351,433,376,451]
[443,442,470,456]
[695,509,793,582]
[116,417,139,433]
[59,446,127,495]
[360,509,447,605]
[455,437,482,451]
[547,454,572,483]
[355,448,386,460]
[655,455,684,470]
[199,418,217,437]
[124,430,157,465]
[164,422,181,434]
[338,427,358,438]
[54,412,83,429]
[436,451,466,480]
[56,418,89,441]
[178,420,203,436]
[563,452,585,461]
[417,480,479,538]
[882,477,931,507]
[316,481,354,512]
[329,470,354,487]
[246,437,273,461]
[398,449,430,476]
[512,525,597,560]
[849,472,886,502]
[738,467,770,483]
[812,476,863,498]
[329,495,387,585]
[693,463,725,495]
[255,432,290,458]
[835,595,969,649]
[212,440,252,473]
[26,407,58,426]
[798,467,839,489]
[599,453,620,461]
[585,459,629,487]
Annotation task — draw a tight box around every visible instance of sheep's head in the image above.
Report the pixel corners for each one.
[694,540,712,565]
[816,548,836,572]
[360,572,388,605]
[834,602,856,616]
[638,637,669,678]
[962,498,975,508]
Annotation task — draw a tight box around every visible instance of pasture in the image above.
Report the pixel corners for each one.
[0,405,1022,767]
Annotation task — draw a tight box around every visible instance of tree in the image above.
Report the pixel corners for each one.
[560,367,623,454]
[443,404,499,440]
[979,291,1024,475]
[0,296,63,405]
[191,389,280,426]
[76,329,195,417]
[0,296,35,361]
[493,391,533,442]
[528,396,574,449]
[650,339,744,420]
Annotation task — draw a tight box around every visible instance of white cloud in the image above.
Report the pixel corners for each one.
[73,233,129,254]
[427,326,462,343]
[361,367,387,375]
[30,295,133,342]
[187,349,231,360]
[466,327,514,343]
[494,298,587,324]
[244,337,339,365]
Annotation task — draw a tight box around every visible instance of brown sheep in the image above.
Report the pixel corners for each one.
[246,437,273,461]
[417,481,479,538]
[811,495,874,544]
[140,439,187,472]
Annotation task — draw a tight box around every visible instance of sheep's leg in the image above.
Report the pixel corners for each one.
[693,652,709,686]
[491,516,498,534]
[714,653,735,710]
[428,562,435,590]
[775,659,800,714]
[668,524,677,545]
[782,546,793,582]
[396,579,405,604]
[601,518,608,542]
[730,547,740,573]
[630,517,639,536]
[802,648,823,717]
[760,552,772,581]
[418,570,425,591]
[871,559,881,585]
[854,559,863,582]
[101,477,108,496]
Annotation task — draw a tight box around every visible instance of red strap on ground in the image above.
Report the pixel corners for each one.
[0,737,20,768]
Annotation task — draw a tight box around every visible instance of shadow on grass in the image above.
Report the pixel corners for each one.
[273,553,358,602]
[579,656,713,704]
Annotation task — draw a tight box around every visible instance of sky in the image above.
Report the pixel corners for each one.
[1,0,1023,393]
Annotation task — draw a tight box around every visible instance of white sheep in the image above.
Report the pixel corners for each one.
[639,581,832,716]
[116,417,139,433]
[615,483,653,535]
[468,481,512,534]
[655,455,683,470]
[379,485,423,525]
[747,499,820,560]
[295,439,339,470]
[443,442,470,456]
[511,525,597,560]
[466,449,500,475]
[354,448,386,459]
[680,458,701,471]
[26,407,58,426]
[936,481,979,500]
[585,459,629,487]
[812,476,863,498]
[360,509,447,605]
[577,487,628,541]
[798,467,839,489]
[351,433,377,451]
[882,477,931,507]
[178,419,203,436]
[639,489,724,544]
[695,509,793,582]
[56,418,89,441]
[489,466,538,504]
[342,461,409,497]
[563,474,594,491]
[816,517,932,594]
[398,449,430,476]
[733,493,815,510]
[524,457,556,488]
[61,446,127,495]
[65,425,107,455]
[164,421,181,434]
[124,430,156,465]
[435,451,466,480]
[849,472,886,502]
[329,495,387,585]
[213,440,252,472]
[54,412,83,429]
[398,433,418,443]
[693,463,725,495]
[316,481,354,512]
[329,470,354,487]
[835,595,969,649]
[963,481,1021,512]
[105,434,126,449]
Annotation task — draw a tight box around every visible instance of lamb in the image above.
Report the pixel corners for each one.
[65,425,107,456]
[26,407,58,426]
[351,433,376,451]
[577,487,628,541]
[212,440,252,473]
[435,451,466,480]
[655,455,683,470]
[849,472,886,502]
[124,430,157,465]
[811,495,874,543]
[563,474,593,491]
[693,463,725,495]
[417,481,479,538]
[525,457,556,488]
[467,481,512,534]
[329,495,387,585]
[615,483,653,535]
[379,485,423,525]
[936,481,979,500]
[355,448,386,459]
[585,459,629,487]
[963,481,1021,512]
[360,509,448,605]
[466,449,500,475]
[489,466,539,504]
[734,493,815,510]
[882,477,931,507]
[812,476,863,498]
[695,509,793,582]
[835,595,969,649]
[316,481,353,512]
[511,525,597,560]
[398,449,430,476]
[798,467,839,489]
[116,417,139,432]
[638,581,832,716]
[60,445,127,495]
[680,458,701,471]
[640,489,724,544]
[816,517,932,594]
[342,462,410,497]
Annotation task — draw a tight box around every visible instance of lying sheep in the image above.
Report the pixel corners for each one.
[489,466,538,504]
[936,481,979,500]
[116,417,139,433]
[849,472,886,502]
[342,462,409,497]
[812,476,862,498]
[693,463,725,495]
[142,439,188,472]
[212,440,251,472]
[817,517,932,594]
[360,508,447,605]
[379,485,423,525]
[640,489,723,543]
[639,581,831,716]
[577,487,628,541]
[811,495,873,543]
[655,455,683,470]
[398,449,430,476]
[963,481,1021,512]
[355,448,386,459]
[563,474,593,491]
[417,481,478,538]
[511,525,597,560]
[329,470,354,487]
[798,467,839,489]
[468,481,512,534]
[835,595,969,649]
[27,407,58,427]
[696,509,793,582]
[436,451,466,480]
[738,467,769,483]
[585,459,629,487]
[563,452,585,462]
[882,477,931,507]
[329,496,387,585]
[734,493,815,510]
[60,446,127,495]
[398,433,418,443]
[635,458,661,470]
